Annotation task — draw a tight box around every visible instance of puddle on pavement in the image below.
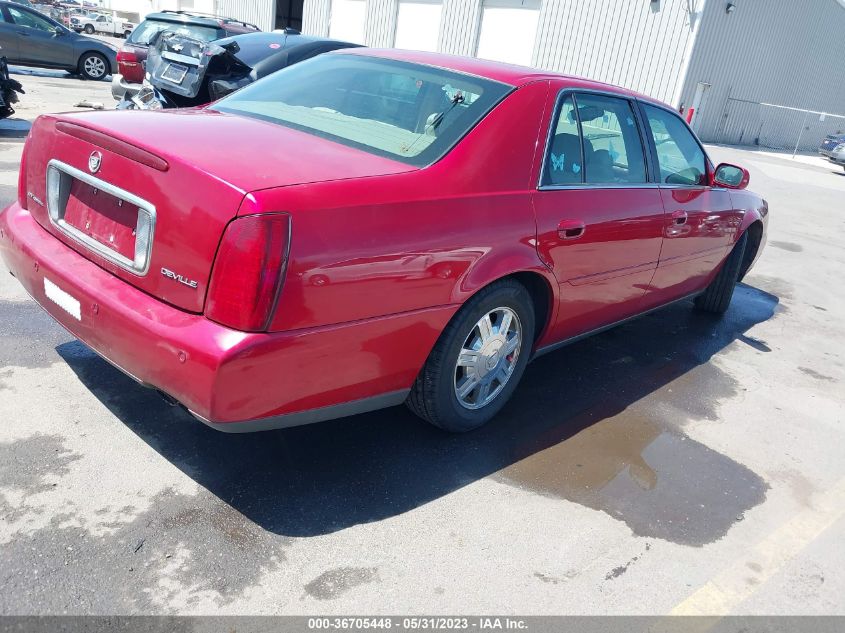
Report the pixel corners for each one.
[303,567,380,601]
[743,274,794,302]
[769,240,803,253]
[798,367,836,382]
[495,361,768,547]
[0,300,73,369]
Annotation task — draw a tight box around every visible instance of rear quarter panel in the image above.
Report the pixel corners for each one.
[243,80,558,335]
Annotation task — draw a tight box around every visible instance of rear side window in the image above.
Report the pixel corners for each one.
[128,19,219,45]
[577,94,647,184]
[544,96,583,185]
[543,92,647,186]
[642,104,707,186]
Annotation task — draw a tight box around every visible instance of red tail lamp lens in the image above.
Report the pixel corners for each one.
[206,213,290,332]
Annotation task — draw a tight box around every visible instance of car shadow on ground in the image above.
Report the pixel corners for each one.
[59,283,779,543]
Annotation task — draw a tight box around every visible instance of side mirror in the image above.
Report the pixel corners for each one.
[713,163,749,189]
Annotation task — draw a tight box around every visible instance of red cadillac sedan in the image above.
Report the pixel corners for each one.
[0,49,767,433]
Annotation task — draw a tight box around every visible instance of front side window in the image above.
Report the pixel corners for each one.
[8,6,56,32]
[213,55,511,166]
[642,103,707,186]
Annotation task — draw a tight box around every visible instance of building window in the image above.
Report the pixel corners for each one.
[394,0,442,52]
[476,0,540,66]
[329,0,366,44]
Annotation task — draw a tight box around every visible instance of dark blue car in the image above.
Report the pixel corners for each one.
[819,133,845,157]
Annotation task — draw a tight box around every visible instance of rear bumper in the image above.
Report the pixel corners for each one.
[111,73,141,101]
[0,203,451,431]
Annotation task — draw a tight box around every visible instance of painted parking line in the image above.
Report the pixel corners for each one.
[670,476,845,616]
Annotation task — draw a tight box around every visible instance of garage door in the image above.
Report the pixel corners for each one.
[394,0,442,52]
[329,0,366,44]
[476,0,540,66]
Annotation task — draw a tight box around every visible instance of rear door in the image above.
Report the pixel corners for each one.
[638,102,739,305]
[5,5,73,68]
[533,88,665,342]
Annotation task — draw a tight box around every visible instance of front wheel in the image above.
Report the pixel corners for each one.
[84,24,95,34]
[407,279,535,432]
[694,232,748,314]
[79,52,108,80]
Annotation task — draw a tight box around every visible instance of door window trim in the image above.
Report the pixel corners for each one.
[537,87,658,191]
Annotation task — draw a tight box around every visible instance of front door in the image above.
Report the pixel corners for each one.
[6,5,73,68]
[95,16,113,35]
[0,8,21,62]
[533,90,666,342]
[638,103,739,306]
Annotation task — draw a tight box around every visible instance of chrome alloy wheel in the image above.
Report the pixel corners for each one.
[454,307,522,410]
[84,55,107,79]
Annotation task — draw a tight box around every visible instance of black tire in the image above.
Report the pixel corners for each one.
[84,24,95,34]
[78,52,109,80]
[694,232,748,314]
[407,279,535,432]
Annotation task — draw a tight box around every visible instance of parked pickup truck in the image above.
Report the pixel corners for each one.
[73,13,136,38]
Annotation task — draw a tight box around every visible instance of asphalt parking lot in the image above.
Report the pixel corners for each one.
[0,71,844,615]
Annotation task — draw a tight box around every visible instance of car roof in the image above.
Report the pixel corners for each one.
[335,48,666,106]
[215,31,352,50]
[142,10,257,31]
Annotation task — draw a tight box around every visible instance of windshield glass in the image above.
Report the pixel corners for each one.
[212,55,512,166]
[128,19,218,45]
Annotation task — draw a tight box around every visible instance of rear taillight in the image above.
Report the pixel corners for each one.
[116,47,138,65]
[117,47,145,82]
[206,213,291,332]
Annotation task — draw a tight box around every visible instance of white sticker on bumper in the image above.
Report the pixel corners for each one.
[43,278,81,321]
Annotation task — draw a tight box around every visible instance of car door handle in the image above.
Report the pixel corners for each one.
[671,210,688,225]
[558,219,586,240]
[17,30,31,37]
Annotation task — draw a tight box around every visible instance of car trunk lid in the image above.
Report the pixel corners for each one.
[22,111,414,313]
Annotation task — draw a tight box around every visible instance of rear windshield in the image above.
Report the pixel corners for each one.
[212,55,512,167]
[128,19,218,45]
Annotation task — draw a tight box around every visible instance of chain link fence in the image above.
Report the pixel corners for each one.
[716,98,845,156]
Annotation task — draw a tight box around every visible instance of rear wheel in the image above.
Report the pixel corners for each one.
[79,52,108,80]
[84,24,95,34]
[694,232,748,314]
[407,279,535,432]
